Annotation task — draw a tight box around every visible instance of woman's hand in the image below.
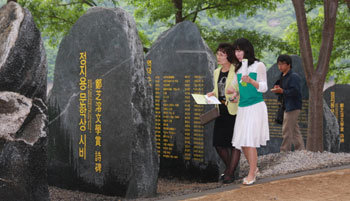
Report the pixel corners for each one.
[231,96,239,103]
[206,92,215,97]
[226,86,235,94]
[241,75,252,83]
[229,91,239,103]
[242,75,260,90]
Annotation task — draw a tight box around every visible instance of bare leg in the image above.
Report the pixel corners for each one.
[242,147,257,181]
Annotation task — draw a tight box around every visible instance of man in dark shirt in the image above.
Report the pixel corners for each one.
[271,54,305,152]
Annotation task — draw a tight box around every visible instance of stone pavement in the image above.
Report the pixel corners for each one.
[161,165,350,201]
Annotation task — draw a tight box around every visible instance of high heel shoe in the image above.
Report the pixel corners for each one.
[242,176,256,185]
[223,175,235,184]
[242,168,259,185]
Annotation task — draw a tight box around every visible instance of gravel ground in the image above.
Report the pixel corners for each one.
[49,150,350,201]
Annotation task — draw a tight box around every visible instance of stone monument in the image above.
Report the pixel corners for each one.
[324,84,349,152]
[0,2,49,201]
[322,99,340,152]
[48,7,158,198]
[145,21,222,181]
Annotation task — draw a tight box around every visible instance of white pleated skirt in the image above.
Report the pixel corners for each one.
[232,101,270,150]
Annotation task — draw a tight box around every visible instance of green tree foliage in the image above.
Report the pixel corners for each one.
[201,26,294,59]
[284,2,349,83]
[2,0,346,82]
[8,0,118,82]
[45,39,58,82]
[0,0,294,79]
[194,1,298,67]
[127,0,293,67]
[128,0,284,25]
[17,0,117,46]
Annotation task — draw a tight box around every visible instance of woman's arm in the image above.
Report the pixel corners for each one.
[241,62,267,92]
[256,62,268,92]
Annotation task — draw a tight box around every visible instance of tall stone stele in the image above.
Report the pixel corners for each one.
[48,7,158,198]
[145,21,223,181]
[0,2,49,201]
[324,84,349,152]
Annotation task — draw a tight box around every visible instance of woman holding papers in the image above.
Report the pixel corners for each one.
[206,43,241,184]
[231,38,269,185]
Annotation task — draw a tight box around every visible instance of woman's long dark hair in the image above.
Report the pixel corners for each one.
[232,38,259,73]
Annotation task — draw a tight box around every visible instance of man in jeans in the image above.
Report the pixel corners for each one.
[271,54,305,152]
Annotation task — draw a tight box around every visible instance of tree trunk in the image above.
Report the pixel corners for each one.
[292,0,338,152]
[172,0,183,23]
[307,79,324,151]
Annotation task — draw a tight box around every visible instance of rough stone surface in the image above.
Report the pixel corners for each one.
[0,2,47,101]
[323,99,340,152]
[0,2,49,201]
[324,84,350,152]
[0,91,32,141]
[0,92,48,201]
[48,7,158,198]
[146,21,222,181]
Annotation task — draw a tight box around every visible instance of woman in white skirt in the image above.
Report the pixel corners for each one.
[230,38,270,185]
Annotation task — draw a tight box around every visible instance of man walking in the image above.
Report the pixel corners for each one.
[271,54,305,152]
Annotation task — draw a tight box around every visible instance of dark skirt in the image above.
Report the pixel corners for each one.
[213,105,236,147]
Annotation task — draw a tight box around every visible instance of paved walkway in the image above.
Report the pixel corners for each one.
[162,165,350,201]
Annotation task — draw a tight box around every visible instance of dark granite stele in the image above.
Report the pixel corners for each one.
[324,84,350,152]
[48,7,158,198]
[146,21,225,182]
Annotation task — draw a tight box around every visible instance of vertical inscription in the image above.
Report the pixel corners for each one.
[340,103,345,143]
[146,60,152,87]
[149,59,206,161]
[94,79,103,173]
[184,75,191,161]
[330,92,335,113]
[265,98,280,138]
[78,52,103,173]
[162,75,180,159]
[154,75,161,155]
[79,52,87,160]
[183,75,205,162]
[330,91,345,144]
[299,100,309,136]
[87,80,93,133]
[192,76,205,162]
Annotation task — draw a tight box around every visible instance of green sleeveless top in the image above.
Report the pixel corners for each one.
[237,72,264,107]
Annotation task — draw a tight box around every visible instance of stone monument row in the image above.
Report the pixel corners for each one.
[261,55,340,154]
[0,2,49,201]
[145,21,223,181]
[48,7,158,198]
[324,84,350,152]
